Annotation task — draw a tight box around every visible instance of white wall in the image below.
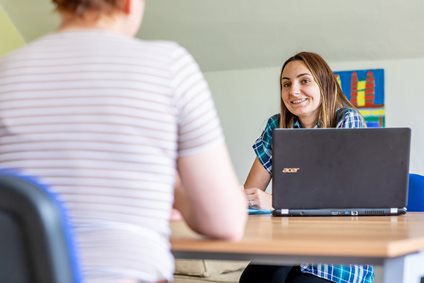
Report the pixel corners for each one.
[205,67,279,184]
[204,58,424,184]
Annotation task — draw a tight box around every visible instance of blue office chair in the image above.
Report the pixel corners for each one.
[407,173,424,212]
[0,170,82,283]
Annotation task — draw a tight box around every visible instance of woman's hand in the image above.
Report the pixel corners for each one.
[244,187,272,210]
[243,158,273,209]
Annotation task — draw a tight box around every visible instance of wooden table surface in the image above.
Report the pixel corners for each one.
[171,212,424,259]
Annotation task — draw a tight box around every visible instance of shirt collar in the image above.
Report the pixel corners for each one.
[292,117,320,128]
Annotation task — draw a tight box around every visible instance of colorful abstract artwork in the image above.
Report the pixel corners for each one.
[334,69,385,127]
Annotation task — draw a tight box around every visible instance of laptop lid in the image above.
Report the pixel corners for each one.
[272,128,411,216]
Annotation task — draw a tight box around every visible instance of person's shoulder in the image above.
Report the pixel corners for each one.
[265,114,280,129]
[336,107,365,128]
[138,40,197,68]
[0,34,53,66]
[268,114,280,122]
[138,39,180,49]
[137,39,187,55]
[336,107,360,118]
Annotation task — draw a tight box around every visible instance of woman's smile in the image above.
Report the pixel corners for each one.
[290,98,308,104]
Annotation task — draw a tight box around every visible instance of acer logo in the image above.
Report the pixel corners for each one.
[282,168,300,173]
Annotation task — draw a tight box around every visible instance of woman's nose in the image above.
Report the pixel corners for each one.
[290,83,300,96]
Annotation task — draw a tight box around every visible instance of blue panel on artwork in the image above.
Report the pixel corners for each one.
[366,122,381,128]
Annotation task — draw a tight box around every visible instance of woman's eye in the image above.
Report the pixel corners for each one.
[301,79,310,84]
[282,82,290,88]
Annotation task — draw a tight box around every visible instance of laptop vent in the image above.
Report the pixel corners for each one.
[364,210,386,215]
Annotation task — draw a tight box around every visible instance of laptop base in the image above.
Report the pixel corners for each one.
[272,207,407,217]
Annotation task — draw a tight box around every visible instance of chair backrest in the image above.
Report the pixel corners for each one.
[0,170,82,283]
[408,173,424,212]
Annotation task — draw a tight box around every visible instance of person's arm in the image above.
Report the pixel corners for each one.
[243,114,279,209]
[245,157,271,190]
[175,143,247,241]
[243,157,273,209]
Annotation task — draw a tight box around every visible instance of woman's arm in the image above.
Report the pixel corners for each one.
[175,143,247,241]
[243,157,273,209]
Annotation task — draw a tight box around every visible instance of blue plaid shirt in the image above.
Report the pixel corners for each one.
[252,108,373,283]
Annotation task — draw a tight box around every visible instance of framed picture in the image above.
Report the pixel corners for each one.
[334,69,385,127]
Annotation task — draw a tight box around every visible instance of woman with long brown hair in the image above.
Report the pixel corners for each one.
[241,52,373,283]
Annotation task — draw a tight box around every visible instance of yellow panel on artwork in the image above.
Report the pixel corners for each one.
[357,81,366,106]
[0,5,25,56]
[359,109,385,116]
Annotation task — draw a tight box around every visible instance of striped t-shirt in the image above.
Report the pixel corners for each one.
[0,30,224,282]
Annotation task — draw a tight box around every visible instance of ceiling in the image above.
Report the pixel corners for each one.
[2,0,424,71]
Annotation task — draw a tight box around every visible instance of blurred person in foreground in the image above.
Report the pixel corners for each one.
[0,0,247,282]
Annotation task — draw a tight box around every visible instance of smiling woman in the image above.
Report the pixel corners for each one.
[244,51,365,211]
[280,61,322,128]
[241,51,373,283]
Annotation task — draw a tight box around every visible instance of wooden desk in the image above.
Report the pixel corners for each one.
[171,213,424,283]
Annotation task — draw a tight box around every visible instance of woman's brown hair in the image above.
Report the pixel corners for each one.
[279,52,355,128]
[52,0,125,16]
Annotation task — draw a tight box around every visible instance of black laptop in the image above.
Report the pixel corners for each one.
[272,128,411,216]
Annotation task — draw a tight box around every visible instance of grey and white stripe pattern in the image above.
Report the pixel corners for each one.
[0,30,224,282]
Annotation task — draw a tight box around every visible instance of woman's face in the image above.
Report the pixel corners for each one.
[281,60,321,127]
